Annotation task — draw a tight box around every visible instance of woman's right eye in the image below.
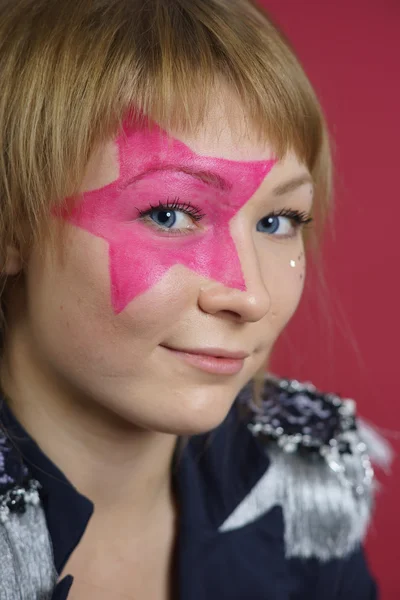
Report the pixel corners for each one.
[147,208,196,231]
[137,199,205,234]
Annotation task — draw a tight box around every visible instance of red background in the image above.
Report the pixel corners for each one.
[262,2,400,598]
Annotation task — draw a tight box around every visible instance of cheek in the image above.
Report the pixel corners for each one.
[25,232,117,364]
[264,245,306,328]
[118,264,199,341]
[26,231,197,376]
[296,250,306,283]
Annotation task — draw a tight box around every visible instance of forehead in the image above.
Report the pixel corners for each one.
[166,97,275,161]
[80,93,279,193]
[80,115,309,196]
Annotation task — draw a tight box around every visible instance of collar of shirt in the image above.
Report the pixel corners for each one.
[0,401,311,600]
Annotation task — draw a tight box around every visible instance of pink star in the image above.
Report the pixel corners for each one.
[60,122,275,314]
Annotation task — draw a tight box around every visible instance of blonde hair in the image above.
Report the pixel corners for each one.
[0,0,332,326]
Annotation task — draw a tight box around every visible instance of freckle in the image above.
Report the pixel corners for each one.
[300,273,304,280]
[60,305,64,311]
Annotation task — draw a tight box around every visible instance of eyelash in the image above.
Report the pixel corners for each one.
[270,208,313,227]
[136,198,313,234]
[137,198,205,223]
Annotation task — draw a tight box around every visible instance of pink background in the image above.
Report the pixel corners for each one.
[263,2,400,598]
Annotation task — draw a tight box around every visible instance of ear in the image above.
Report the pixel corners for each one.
[4,246,23,276]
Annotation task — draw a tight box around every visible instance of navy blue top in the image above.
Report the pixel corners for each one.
[0,401,377,599]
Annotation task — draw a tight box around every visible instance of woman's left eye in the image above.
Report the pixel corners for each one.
[257,210,312,238]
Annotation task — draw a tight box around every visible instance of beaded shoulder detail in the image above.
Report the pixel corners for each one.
[0,428,57,598]
[0,432,41,523]
[237,374,373,496]
[220,375,391,559]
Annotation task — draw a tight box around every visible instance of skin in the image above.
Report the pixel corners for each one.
[1,95,314,599]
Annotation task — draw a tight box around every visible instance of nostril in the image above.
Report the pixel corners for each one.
[220,309,244,321]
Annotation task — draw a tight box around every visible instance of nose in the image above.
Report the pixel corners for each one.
[198,245,271,323]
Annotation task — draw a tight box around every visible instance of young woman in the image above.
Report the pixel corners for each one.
[0,0,390,598]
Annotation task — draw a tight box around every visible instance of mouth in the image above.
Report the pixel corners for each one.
[160,345,249,375]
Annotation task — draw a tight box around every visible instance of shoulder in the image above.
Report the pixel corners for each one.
[0,427,56,597]
[221,374,391,563]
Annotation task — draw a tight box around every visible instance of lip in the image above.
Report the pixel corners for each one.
[168,347,250,360]
[161,345,249,375]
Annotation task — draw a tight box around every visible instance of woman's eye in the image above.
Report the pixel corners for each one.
[257,215,294,237]
[137,199,205,233]
[256,211,312,238]
[145,208,197,231]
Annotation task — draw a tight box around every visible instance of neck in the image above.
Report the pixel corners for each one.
[1,328,177,525]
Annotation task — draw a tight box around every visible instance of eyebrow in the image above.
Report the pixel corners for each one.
[271,174,314,196]
[123,165,231,191]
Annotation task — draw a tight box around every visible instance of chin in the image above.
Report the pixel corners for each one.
[91,375,246,437]
[135,388,238,437]
[162,411,231,436]
[176,384,243,435]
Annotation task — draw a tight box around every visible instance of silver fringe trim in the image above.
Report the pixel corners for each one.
[358,418,393,472]
[0,503,57,600]
[219,420,392,561]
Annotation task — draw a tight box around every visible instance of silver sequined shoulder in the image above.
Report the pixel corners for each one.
[0,431,56,600]
[220,374,392,561]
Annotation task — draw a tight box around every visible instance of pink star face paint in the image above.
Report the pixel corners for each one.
[58,122,275,313]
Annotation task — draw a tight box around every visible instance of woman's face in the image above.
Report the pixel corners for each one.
[17,100,313,435]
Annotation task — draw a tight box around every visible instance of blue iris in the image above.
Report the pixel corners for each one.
[150,209,176,228]
[256,216,280,234]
